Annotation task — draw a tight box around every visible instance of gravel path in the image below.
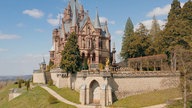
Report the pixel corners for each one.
[41,85,96,108]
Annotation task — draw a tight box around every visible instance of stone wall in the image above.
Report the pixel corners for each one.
[52,71,180,100]
[33,72,46,84]
[110,76,179,99]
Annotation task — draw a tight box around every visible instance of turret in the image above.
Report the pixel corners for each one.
[71,4,78,32]
[40,57,46,71]
[80,5,84,21]
[104,21,111,37]
[65,3,71,21]
[94,9,101,29]
[94,9,101,35]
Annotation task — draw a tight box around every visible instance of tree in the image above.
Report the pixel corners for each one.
[123,23,150,58]
[150,15,161,41]
[26,80,30,91]
[60,32,82,75]
[175,47,192,108]
[121,17,134,60]
[18,80,22,88]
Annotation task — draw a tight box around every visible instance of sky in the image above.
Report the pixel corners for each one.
[0,0,188,76]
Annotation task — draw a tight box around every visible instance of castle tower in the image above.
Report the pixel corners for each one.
[40,57,46,71]
[50,0,111,67]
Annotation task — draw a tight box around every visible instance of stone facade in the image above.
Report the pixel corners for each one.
[50,0,111,67]
[51,71,180,106]
[33,58,47,84]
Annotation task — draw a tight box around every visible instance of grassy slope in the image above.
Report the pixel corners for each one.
[48,86,80,104]
[0,82,16,107]
[0,84,76,108]
[111,88,181,108]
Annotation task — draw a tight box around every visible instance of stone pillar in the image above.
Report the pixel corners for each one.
[86,88,90,104]
[107,86,112,106]
[95,52,99,64]
[90,54,93,64]
[112,42,116,65]
[80,84,86,105]
[154,61,156,71]
[140,61,143,71]
[161,59,163,71]
[100,85,106,106]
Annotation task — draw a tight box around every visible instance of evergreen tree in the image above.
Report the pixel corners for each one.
[122,23,150,58]
[121,17,134,60]
[181,0,192,48]
[161,0,183,52]
[26,80,30,91]
[60,32,82,75]
[135,23,149,36]
[124,17,134,37]
[150,15,161,40]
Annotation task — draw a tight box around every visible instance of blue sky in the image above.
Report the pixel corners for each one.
[0,0,187,76]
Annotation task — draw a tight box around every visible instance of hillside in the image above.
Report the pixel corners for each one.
[0,83,76,108]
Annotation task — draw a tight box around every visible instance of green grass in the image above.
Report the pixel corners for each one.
[48,86,80,104]
[0,84,76,108]
[111,88,181,108]
[0,82,16,107]
[167,94,192,108]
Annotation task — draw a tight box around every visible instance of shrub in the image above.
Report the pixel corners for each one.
[48,95,58,104]
[18,80,22,88]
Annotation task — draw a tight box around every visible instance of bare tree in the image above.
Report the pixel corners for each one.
[175,46,192,108]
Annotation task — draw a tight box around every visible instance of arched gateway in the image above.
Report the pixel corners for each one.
[90,80,100,104]
[80,77,113,107]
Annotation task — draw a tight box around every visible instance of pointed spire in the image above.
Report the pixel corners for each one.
[58,12,62,29]
[72,3,77,26]
[105,21,110,36]
[94,8,101,29]
[42,57,46,64]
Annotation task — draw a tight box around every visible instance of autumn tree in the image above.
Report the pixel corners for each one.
[60,32,82,75]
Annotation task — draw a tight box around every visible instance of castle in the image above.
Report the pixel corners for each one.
[49,0,111,67]
[33,0,180,107]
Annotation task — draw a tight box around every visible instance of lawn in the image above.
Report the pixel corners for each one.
[0,84,76,108]
[48,86,80,104]
[111,88,181,108]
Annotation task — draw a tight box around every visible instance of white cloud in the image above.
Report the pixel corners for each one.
[99,17,115,25]
[147,2,185,17]
[16,23,24,28]
[0,48,8,52]
[115,30,124,35]
[0,33,20,40]
[147,4,171,17]
[23,9,44,18]
[35,29,45,33]
[47,14,63,26]
[135,19,167,30]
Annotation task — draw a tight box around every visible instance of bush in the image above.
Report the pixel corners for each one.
[18,80,22,88]
[48,95,58,104]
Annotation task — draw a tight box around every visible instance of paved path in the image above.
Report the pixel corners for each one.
[142,104,167,108]
[40,86,96,108]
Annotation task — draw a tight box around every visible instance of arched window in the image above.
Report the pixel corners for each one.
[92,53,96,62]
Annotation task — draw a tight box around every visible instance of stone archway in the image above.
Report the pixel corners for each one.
[90,80,100,104]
